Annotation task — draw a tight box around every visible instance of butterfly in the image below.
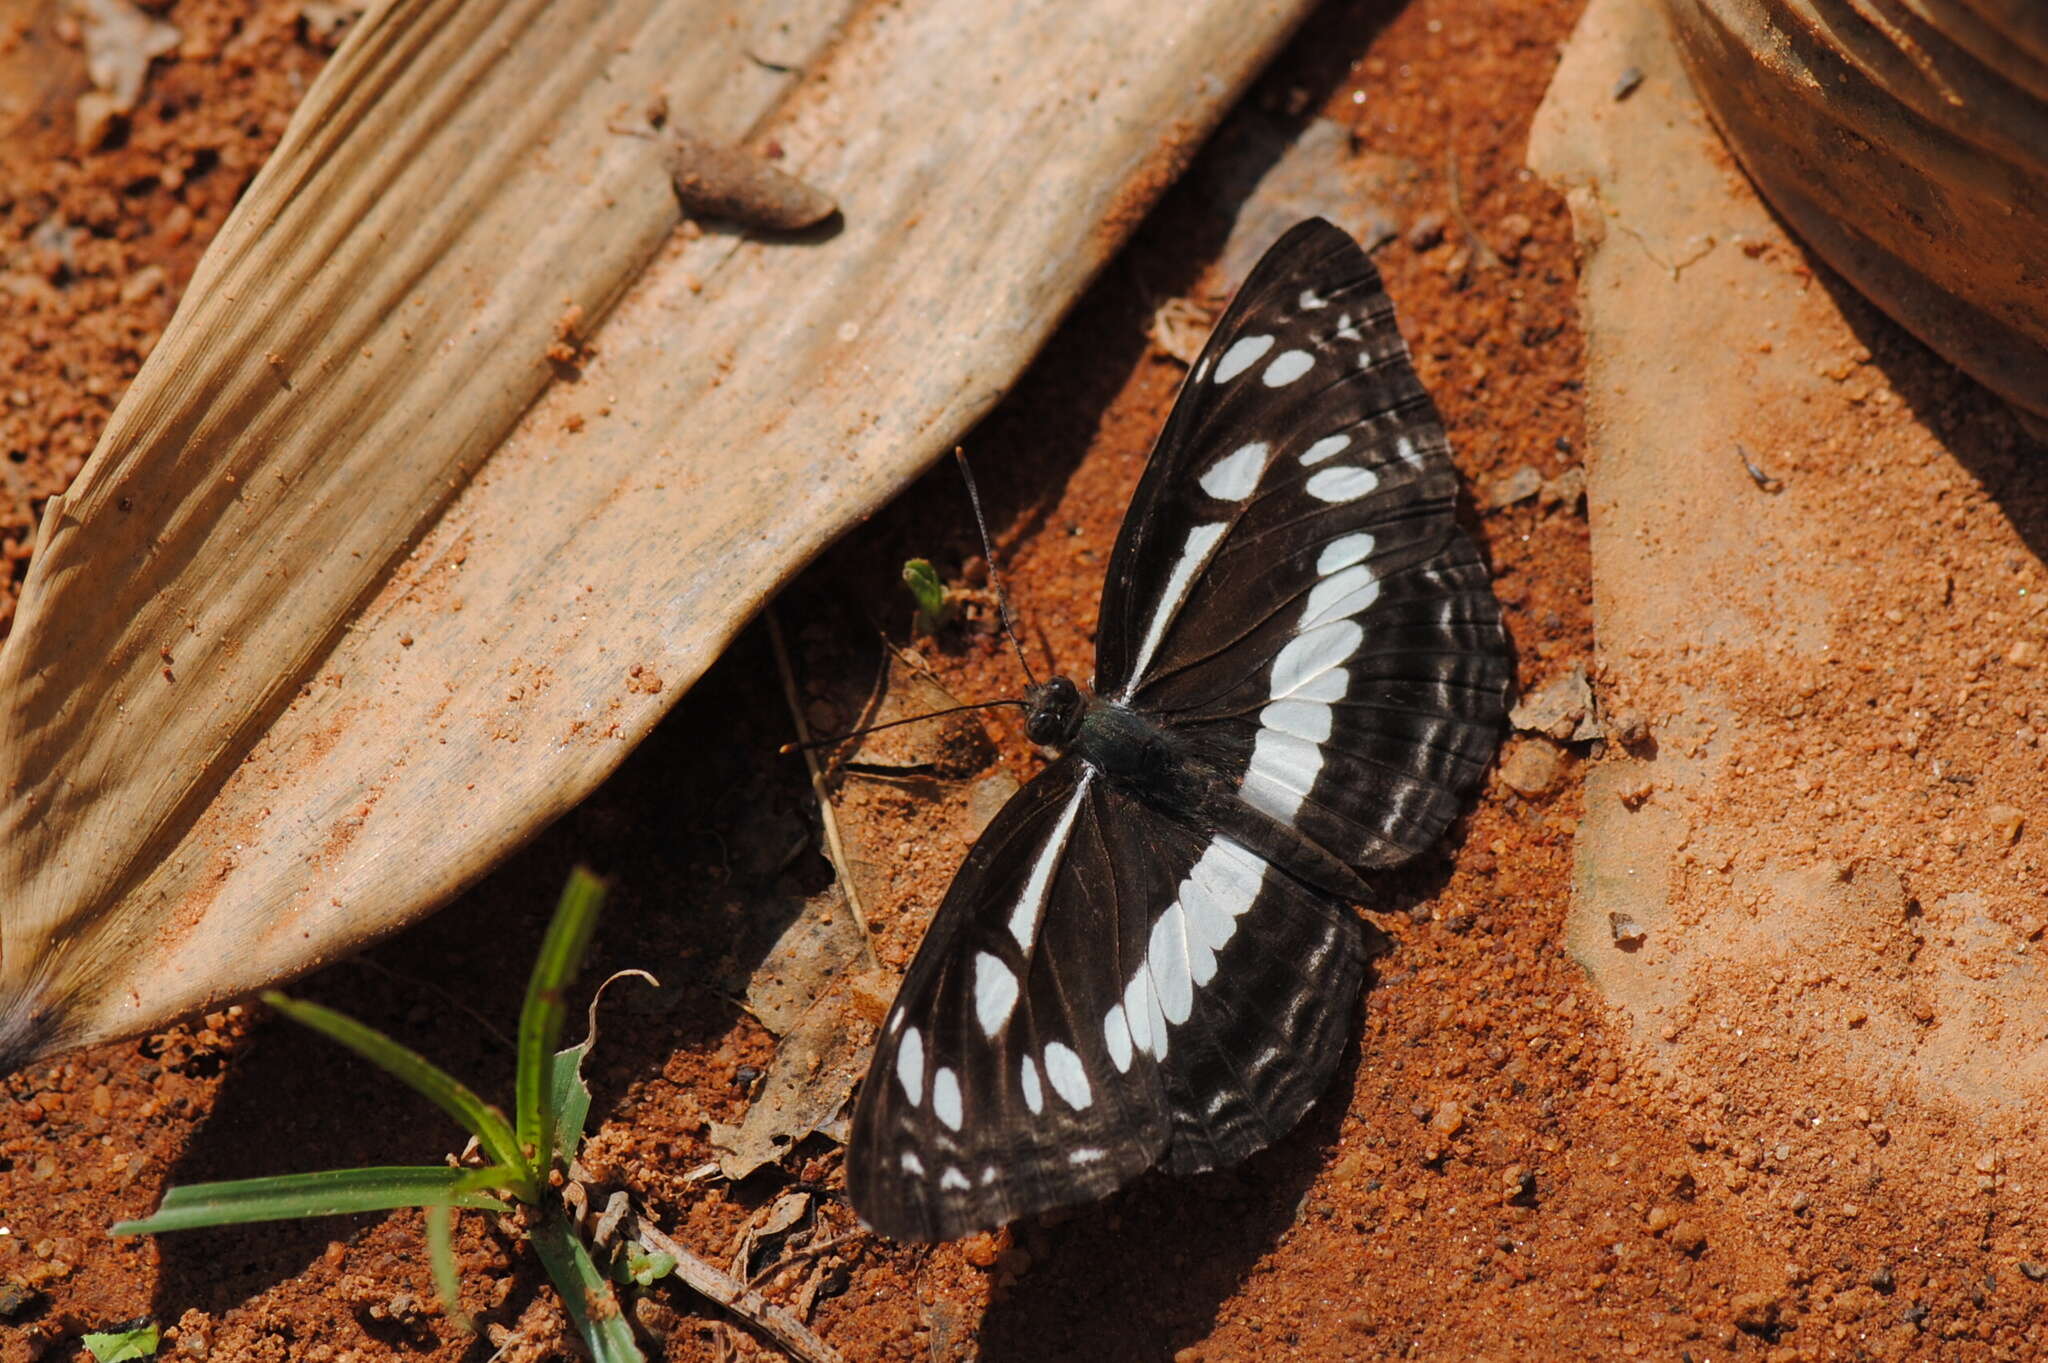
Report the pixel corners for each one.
[844,218,1510,1242]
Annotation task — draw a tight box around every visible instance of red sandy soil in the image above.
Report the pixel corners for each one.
[2,1,2040,1360]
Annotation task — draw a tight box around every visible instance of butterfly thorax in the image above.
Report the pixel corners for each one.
[1025,675,1192,803]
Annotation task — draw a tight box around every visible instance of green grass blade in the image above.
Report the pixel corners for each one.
[424,1203,474,1335]
[262,991,527,1184]
[527,1206,644,1363]
[549,1041,594,1167]
[517,868,607,1171]
[110,1166,510,1235]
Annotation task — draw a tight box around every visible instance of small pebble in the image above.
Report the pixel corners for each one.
[1608,912,1646,949]
[960,1232,1003,1270]
[0,1279,40,1320]
[1605,708,1650,748]
[1539,465,1586,511]
[1499,736,1568,797]
[1484,465,1543,510]
[1731,1288,1782,1333]
[1407,212,1446,251]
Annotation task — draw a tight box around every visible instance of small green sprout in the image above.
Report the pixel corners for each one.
[111,870,643,1363]
[83,1322,159,1362]
[613,1243,677,1287]
[901,557,952,634]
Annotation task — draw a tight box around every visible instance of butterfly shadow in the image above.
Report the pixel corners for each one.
[967,902,1439,1361]
[968,823,1463,1359]
[973,1015,1371,1362]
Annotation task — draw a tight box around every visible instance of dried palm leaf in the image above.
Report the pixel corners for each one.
[0,0,1315,1067]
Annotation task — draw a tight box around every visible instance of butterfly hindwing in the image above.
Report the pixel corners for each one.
[848,757,1163,1242]
[847,755,1367,1241]
[1096,217,1508,867]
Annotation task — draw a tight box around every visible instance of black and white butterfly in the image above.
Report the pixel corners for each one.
[845,218,1510,1242]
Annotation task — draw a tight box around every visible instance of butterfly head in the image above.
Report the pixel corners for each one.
[1023,675,1086,749]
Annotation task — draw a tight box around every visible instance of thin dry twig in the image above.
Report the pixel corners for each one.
[1444,140,1503,271]
[745,1231,865,1292]
[628,1212,847,1363]
[765,606,879,968]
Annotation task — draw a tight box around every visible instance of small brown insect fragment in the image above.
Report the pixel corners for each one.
[665,126,836,232]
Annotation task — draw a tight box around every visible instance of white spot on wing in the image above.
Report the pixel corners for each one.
[1397,434,1424,467]
[1184,837,1263,953]
[1262,349,1314,387]
[1020,1055,1044,1114]
[1043,1041,1092,1109]
[1107,838,1267,1055]
[1103,1003,1134,1072]
[1316,531,1375,574]
[1334,313,1362,343]
[1300,434,1351,466]
[1142,961,1171,1059]
[1212,334,1275,383]
[896,1027,924,1105]
[1198,442,1269,501]
[1122,969,1158,1059]
[940,1166,971,1191]
[1271,619,1362,697]
[1283,669,1349,713]
[1069,1146,1107,1165]
[932,1066,963,1131]
[1302,563,1381,627]
[1244,729,1324,821]
[1123,522,1226,689]
[1261,697,1333,742]
[1147,905,1194,1025]
[1306,465,1379,502]
[1298,287,1327,310]
[901,1151,924,1175]
[972,952,1019,1037]
[1007,774,1094,948]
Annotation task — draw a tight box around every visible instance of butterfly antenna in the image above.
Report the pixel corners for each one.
[954,446,1039,688]
[779,698,1029,754]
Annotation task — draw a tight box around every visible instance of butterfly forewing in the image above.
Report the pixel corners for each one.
[845,218,1507,1242]
[1098,218,1508,867]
